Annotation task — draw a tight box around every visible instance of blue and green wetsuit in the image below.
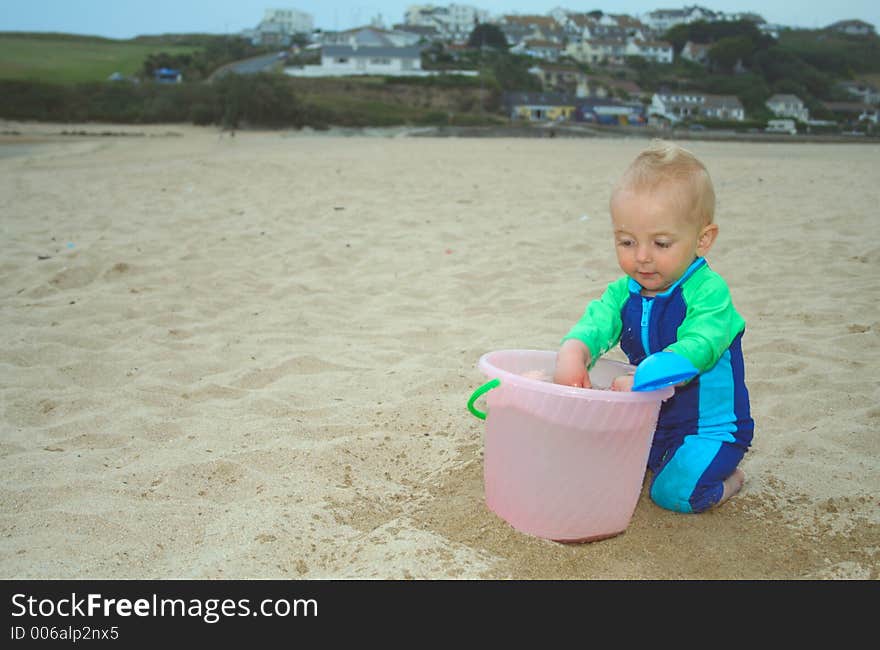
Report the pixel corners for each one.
[563,257,754,513]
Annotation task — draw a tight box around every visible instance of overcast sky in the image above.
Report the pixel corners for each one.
[2,1,877,39]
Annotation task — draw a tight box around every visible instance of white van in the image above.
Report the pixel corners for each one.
[766,119,797,135]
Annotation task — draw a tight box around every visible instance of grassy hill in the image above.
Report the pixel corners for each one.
[0,32,201,83]
[0,31,508,128]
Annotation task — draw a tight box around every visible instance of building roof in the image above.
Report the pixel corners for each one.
[683,41,710,52]
[501,15,560,28]
[568,14,597,28]
[604,79,643,95]
[525,39,564,48]
[610,14,647,30]
[703,94,743,109]
[503,91,576,106]
[393,24,440,37]
[322,45,422,58]
[656,92,742,109]
[838,80,878,91]
[823,100,875,113]
[827,19,875,29]
[631,39,673,48]
[767,94,803,104]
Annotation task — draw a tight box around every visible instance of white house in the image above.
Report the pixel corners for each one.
[511,39,565,61]
[565,38,628,65]
[680,41,710,64]
[643,7,715,33]
[702,94,745,121]
[404,4,491,42]
[651,91,745,123]
[498,14,566,47]
[766,94,809,122]
[827,19,875,35]
[625,38,674,64]
[310,45,423,76]
[565,36,671,65]
[263,8,313,35]
[838,81,880,105]
[245,7,313,46]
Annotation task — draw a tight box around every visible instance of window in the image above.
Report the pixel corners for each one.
[335,57,349,63]
[370,58,391,65]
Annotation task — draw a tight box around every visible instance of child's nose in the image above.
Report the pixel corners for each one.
[635,245,651,262]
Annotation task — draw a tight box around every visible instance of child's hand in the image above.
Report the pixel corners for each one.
[611,374,635,392]
[554,339,592,388]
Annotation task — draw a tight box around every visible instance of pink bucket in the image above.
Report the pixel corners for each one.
[468,349,673,543]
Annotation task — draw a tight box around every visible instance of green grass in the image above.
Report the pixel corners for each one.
[0,33,200,83]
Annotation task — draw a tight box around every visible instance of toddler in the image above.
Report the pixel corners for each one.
[554,140,754,513]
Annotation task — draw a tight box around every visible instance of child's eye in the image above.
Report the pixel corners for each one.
[617,239,634,247]
[655,240,672,249]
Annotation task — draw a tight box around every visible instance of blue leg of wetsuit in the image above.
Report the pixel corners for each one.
[648,436,746,513]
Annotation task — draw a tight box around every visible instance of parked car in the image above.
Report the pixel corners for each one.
[765,119,797,135]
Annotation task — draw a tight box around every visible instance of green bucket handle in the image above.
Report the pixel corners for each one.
[467,378,500,420]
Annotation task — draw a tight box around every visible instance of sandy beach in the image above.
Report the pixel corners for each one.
[1,121,877,580]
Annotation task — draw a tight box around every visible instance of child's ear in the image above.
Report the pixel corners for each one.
[697,223,719,256]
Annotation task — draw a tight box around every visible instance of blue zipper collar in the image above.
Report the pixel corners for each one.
[627,256,707,296]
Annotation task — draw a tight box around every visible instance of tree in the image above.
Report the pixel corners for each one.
[708,36,754,73]
[466,23,508,50]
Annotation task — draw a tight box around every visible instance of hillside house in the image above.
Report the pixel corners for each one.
[565,38,627,65]
[284,44,423,77]
[404,4,490,43]
[498,15,565,47]
[392,23,442,43]
[565,36,672,65]
[680,41,710,65]
[838,81,880,105]
[528,64,643,100]
[822,101,880,127]
[243,7,313,46]
[560,12,600,41]
[643,6,715,32]
[503,92,576,122]
[511,39,565,61]
[528,64,586,93]
[625,38,674,64]
[766,94,809,122]
[651,91,745,123]
[827,19,875,35]
[575,98,646,126]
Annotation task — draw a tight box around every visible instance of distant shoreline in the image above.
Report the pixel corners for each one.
[1,120,878,145]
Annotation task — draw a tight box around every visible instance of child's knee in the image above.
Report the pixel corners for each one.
[649,469,723,514]
[649,475,695,513]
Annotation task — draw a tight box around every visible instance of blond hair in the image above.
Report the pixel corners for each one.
[612,139,716,225]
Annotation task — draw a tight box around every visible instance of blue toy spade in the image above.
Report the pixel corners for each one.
[631,352,699,392]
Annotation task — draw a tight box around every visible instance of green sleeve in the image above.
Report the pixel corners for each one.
[561,277,629,367]
[666,270,746,372]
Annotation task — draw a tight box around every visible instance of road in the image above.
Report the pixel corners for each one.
[211,53,285,80]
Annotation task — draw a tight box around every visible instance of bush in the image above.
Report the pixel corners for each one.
[415,111,450,125]
[189,103,216,125]
[383,74,483,88]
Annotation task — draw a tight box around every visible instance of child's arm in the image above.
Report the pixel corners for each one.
[554,338,592,388]
[665,273,745,373]
[554,278,629,388]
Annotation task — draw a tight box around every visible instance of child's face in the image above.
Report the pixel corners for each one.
[610,184,717,296]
